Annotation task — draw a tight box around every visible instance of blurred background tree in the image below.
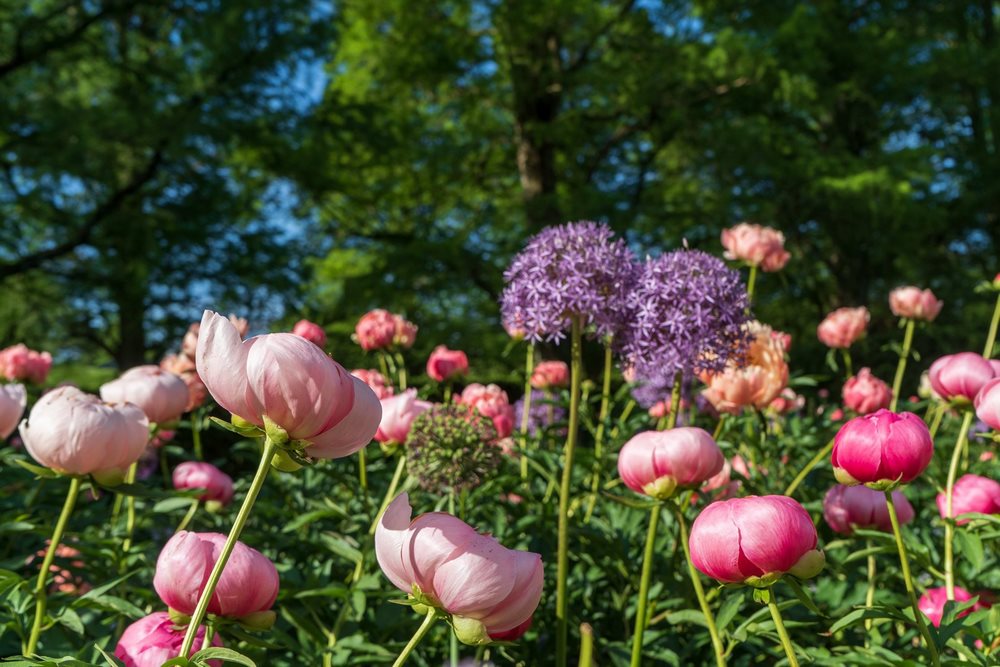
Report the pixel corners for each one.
[1,0,998,388]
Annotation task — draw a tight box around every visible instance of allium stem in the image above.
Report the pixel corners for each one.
[666,372,682,431]
[673,505,726,667]
[177,436,277,657]
[175,499,200,534]
[783,439,834,497]
[578,622,594,667]
[391,607,437,667]
[765,591,800,667]
[944,410,975,599]
[25,476,80,655]
[556,318,583,666]
[629,503,661,667]
[984,291,1000,358]
[884,490,940,665]
[745,264,758,308]
[889,319,915,412]
[520,343,535,482]
[585,345,614,521]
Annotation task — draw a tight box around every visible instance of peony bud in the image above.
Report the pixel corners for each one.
[530,361,569,390]
[831,410,933,489]
[817,307,869,349]
[100,365,190,424]
[720,223,790,272]
[172,461,235,506]
[375,390,433,445]
[426,345,469,382]
[975,377,1000,430]
[617,428,725,500]
[929,352,996,404]
[0,383,26,439]
[292,319,327,348]
[842,368,892,415]
[889,286,943,322]
[114,611,222,667]
[936,474,1000,524]
[823,484,914,534]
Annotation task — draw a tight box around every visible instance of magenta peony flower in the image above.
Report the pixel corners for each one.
[823,484,914,534]
[115,611,222,667]
[936,474,1000,524]
[172,461,235,506]
[831,410,933,488]
[917,587,984,627]
[426,345,469,382]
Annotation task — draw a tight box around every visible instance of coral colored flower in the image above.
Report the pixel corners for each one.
[354,309,397,351]
[375,493,543,644]
[530,361,569,390]
[393,315,418,349]
[720,222,790,272]
[458,383,515,438]
[918,587,985,627]
[100,365,190,424]
[700,455,751,500]
[831,410,933,488]
[0,344,52,384]
[0,383,26,439]
[19,386,149,478]
[351,369,394,399]
[160,353,207,412]
[889,287,943,322]
[929,352,996,403]
[976,377,1000,430]
[25,541,90,595]
[115,611,222,667]
[617,428,724,499]
[172,462,235,505]
[689,495,825,586]
[701,322,788,414]
[842,368,892,415]
[154,531,278,618]
[817,307,869,349]
[376,390,433,445]
[936,474,1000,524]
[426,346,469,382]
[823,484,914,534]
[292,319,327,348]
[196,310,380,459]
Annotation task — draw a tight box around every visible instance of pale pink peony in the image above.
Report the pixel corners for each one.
[889,286,943,322]
[975,377,1000,430]
[100,365,190,424]
[618,428,724,499]
[172,461,235,505]
[842,368,892,415]
[0,383,26,439]
[823,484,914,534]
[721,223,790,272]
[351,368,394,399]
[375,390,433,445]
[0,344,52,384]
[817,307,869,349]
[160,353,208,412]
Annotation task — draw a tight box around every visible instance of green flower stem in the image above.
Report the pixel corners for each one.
[578,622,594,667]
[358,448,369,497]
[765,591,800,667]
[192,408,204,461]
[520,343,535,481]
[377,351,391,380]
[25,476,81,655]
[556,317,583,666]
[629,503,662,667]
[712,414,727,441]
[984,291,1000,358]
[391,608,437,667]
[394,351,408,389]
[889,319,915,412]
[673,506,726,667]
[177,437,278,657]
[783,439,834,497]
[864,539,876,640]
[609,398,636,441]
[666,372,682,431]
[928,403,945,439]
[841,349,853,380]
[884,491,940,665]
[584,345,614,521]
[944,410,975,599]
[745,264,758,308]
[371,453,408,535]
[122,461,140,554]
[175,499,200,534]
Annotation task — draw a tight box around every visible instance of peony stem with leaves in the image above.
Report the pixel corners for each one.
[391,608,437,667]
[943,410,975,599]
[889,319,915,412]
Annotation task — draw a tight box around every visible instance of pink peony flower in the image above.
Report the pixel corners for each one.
[172,461,235,505]
[458,383,515,438]
[100,365,190,424]
[701,322,788,414]
[154,531,279,619]
[115,611,222,667]
[0,383,26,439]
[0,344,52,384]
[817,307,869,349]
[160,353,207,412]
[936,474,1000,524]
[426,345,469,383]
[823,484,914,534]
[530,361,569,390]
[354,309,397,351]
[292,319,327,348]
[976,377,1000,430]
[842,368,892,415]
[617,428,724,500]
[769,388,805,415]
[689,495,824,586]
[831,410,933,488]
[929,352,996,403]
[196,311,380,459]
[720,223,790,272]
[19,386,149,479]
[918,587,985,627]
[375,493,543,644]
[700,455,751,500]
[889,286,943,322]
[393,314,419,349]
[351,368,394,399]
[375,390,433,445]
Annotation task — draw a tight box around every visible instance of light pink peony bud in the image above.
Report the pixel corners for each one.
[689,495,824,586]
[889,286,943,322]
[720,223,790,272]
[823,484,913,534]
[100,365,190,424]
[700,455,751,500]
[355,309,397,351]
[458,383,515,438]
[351,368,394,399]
[831,410,933,488]
[172,461,235,505]
[530,361,569,390]
[375,390,433,445]
[154,531,279,618]
[918,587,984,627]
[936,474,1000,524]
[618,428,724,500]
[19,386,149,477]
[0,383,26,439]
[196,310,381,459]
[375,493,543,643]
[929,352,996,403]
[817,307,869,349]
[292,319,327,348]
[393,314,419,349]
[842,368,892,415]
[0,344,52,384]
[426,345,469,382]
[114,611,222,667]
[975,377,1000,430]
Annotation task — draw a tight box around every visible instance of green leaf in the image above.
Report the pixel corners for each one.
[715,592,742,632]
[828,605,909,633]
[153,496,200,513]
[954,530,984,573]
[282,507,347,532]
[665,609,706,627]
[56,607,84,635]
[94,645,125,667]
[209,417,262,437]
[10,458,60,479]
[190,648,256,666]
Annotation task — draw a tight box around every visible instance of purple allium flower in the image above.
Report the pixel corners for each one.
[501,221,637,342]
[629,362,683,409]
[515,396,568,437]
[620,249,751,381]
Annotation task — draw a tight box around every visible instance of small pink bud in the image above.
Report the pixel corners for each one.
[292,319,327,348]
[426,345,469,382]
[842,368,892,415]
[823,484,913,534]
[0,383,26,439]
[817,307,869,349]
[530,361,569,390]
[115,611,222,666]
[172,461,235,505]
[831,410,933,488]
[936,474,1000,524]
[929,352,996,403]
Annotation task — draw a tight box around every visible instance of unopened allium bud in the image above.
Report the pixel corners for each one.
[406,405,503,493]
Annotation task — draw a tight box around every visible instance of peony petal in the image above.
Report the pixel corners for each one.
[734,496,817,575]
[153,531,213,615]
[477,550,544,633]
[431,533,516,615]
[403,511,479,598]
[689,501,743,583]
[375,493,416,594]
[196,311,258,425]
[307,377,381,459]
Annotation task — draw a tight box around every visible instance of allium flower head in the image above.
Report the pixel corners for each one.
[406,405,503,492]
[515,396,567,436]
[621,249,751,381]
[501,221,636,342]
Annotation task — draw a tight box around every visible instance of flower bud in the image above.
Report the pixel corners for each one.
[918,587,984,627]
[292,319,327,348]
[975,377,1000,430]
[172,461,234,506]
[114,611,222,667]
[831,410,933,489]
[823,484,913,534]
[100,365,190,425]
[530,361,569,390]
[720,223,790,272]
[936,474,1000,524]
[355,309,396,351]
[842,368,892,415]
[889,286,943,322]
[929,352,996,404]
[617,428,724,500]
[0,383,26,439]
[817,307,869,349]
[426,345,469,382]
